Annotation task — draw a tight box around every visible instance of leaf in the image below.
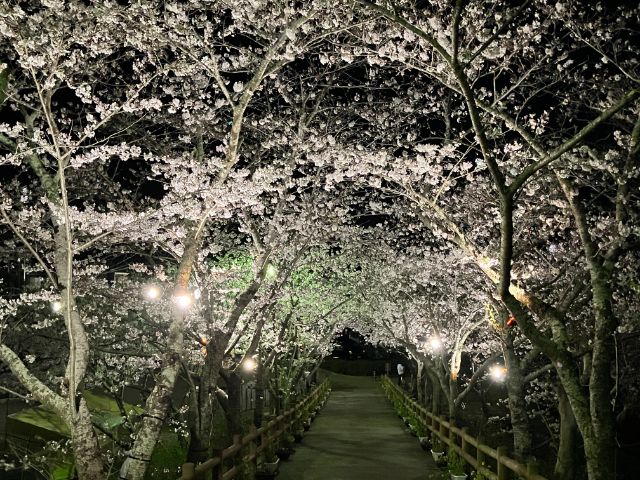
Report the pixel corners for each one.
[8,390,143,437]
[0,68,8,104]
[52,463,75,480]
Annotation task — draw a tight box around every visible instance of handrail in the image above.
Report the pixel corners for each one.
[180,380,331,480]
[381,377,546,480]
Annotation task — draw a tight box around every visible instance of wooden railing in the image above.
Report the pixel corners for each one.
[180,380,331,480]
[381,377,546,480]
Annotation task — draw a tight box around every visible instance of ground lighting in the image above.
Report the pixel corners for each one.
[173,291,192,310]
[490,364,507,382]
[428,335,443,352]
[242,357,257,372]
[144,285,161,300]
[144,284,194,311]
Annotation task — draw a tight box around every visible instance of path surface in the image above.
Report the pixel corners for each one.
[278,373,441,480]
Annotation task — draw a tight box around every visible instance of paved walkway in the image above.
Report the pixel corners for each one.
[278,373,441,480]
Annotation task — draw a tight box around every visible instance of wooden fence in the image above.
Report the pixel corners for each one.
[381,377,546,480]
[180,380,331,480]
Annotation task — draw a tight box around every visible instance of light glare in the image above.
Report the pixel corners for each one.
[174,293,192,309]
[144,285,160,300]
[265,263,277,279]
[242,357,257,372]
[429,336,443,351]
[490,365,507,382]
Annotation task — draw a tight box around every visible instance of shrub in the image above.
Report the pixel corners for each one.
[448,449,465,475]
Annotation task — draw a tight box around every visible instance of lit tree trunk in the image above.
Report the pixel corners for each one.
[72,398,106,479]
[120,235,204,480]
[416,360,425,404]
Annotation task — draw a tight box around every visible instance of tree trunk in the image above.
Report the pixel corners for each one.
[186,334,228,463]
[71,398,106,480]
[416,360,424,404]
[225,372,244,436]
[422,370,429,408]
[555,382,582,480]
[503,331,533,460]
[253,362,266,428]
[273,361,282,416]
[584,276,616,480]
[120,360,180,479]
[428,371,441,415]
[448,375,458,421]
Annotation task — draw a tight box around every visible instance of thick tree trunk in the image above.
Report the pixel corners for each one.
[553,360,613,480]
[253,362,266,428]
[422,371,429,408]
[72,398,106,480]
[557,175,618,480]
[584,277,616,480]
[555,382,582,480]
[120,360,180,479]
[428,371,441,415]
[503,332,533,460]
[55,232,105,479]
[186,334,228,463]
[273,362,282,416]
[225,372,244,436]
[448,376,458,421]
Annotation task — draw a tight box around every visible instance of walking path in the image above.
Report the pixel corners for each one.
[278,373,442,480]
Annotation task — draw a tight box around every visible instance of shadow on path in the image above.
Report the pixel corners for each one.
[278,373,442,480]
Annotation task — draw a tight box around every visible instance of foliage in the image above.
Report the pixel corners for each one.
[0,1,638,479]
[144,434,187,480]
[448,449,466,475]
[432,437,445,454]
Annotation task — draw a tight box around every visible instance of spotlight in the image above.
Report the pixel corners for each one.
[490,365,507,382]
[144,285,161,300]
[242,357,257,372]
[173,293,192,310]
[428,336,443,352]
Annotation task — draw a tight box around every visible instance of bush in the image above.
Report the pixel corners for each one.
[448,449,465,475]
[432,436,445,453]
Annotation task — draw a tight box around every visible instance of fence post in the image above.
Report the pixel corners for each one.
[476,438,485,473]
[497,446,509,480]
[449,420,456,448]
[461,426,469,459]
[231,434,241,476]
[249,425,258,469]
[182,463,195,480]
[439,415,447,446]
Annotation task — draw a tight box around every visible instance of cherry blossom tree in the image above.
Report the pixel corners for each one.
[329,2,640,477]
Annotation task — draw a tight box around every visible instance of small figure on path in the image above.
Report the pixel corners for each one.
[397,362,405,385]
